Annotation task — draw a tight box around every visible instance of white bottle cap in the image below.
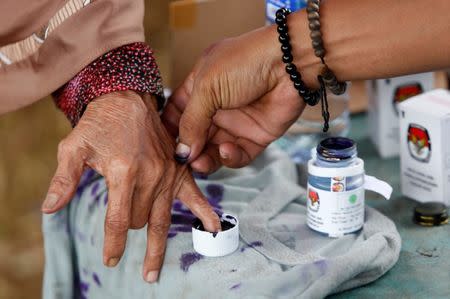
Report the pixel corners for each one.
[192,213,239,257]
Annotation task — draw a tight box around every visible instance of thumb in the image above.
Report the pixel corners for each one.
[175,86,217,163]
[42,140,85,213]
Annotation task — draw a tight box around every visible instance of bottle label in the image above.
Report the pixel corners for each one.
[307,184,364,237]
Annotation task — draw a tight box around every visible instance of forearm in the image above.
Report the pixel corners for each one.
[274,0,450,88]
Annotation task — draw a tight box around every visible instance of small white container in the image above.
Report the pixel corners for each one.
[192,213,239,257]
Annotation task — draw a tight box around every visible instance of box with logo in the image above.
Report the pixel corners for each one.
[399,89,450,206]
[367,72,436,158]
[266,0,307,23]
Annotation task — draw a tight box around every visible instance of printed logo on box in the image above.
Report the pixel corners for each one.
[393,83,424,115]
[407,123,431,163]
[308,189,320,211]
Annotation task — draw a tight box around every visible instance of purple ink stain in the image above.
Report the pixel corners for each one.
[240,241,263,252]
[171,213,196,225]
[313,260,327,276]
[180,252,203,272]
[76,230,87,243]
[76,169,97,197]
[91,182,100,197]
[79,280,89,293]
[206,184,224,208]
[230,283,241,290]
[92,273,102,287]
[193,172,209,180]
[103,193,108,206]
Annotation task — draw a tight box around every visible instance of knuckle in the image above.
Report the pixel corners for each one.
[57,138,77,160]
[106,217,130,233]
[158,182,172,197]
[109,158,137,178]
[50,174,73,190]
[148,221,171,236]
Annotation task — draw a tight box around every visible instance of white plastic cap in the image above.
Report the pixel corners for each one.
[192,213,239,257]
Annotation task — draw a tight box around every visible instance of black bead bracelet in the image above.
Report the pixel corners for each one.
[275,8,330,132]
[306,0,347,95]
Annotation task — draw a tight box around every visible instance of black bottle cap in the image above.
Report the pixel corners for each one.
[413,202,449,226]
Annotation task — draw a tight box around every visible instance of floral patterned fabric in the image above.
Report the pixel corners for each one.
[42,147,401,299]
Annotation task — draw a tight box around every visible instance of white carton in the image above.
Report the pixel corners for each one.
[399,89,450,206]
[367,73,435,158]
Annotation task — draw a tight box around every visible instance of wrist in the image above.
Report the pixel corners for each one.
[271,9,321,89]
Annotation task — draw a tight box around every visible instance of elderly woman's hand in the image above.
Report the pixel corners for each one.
[41,91,221,282]
[163,26,307,174]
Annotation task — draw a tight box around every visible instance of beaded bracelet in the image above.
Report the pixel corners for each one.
[307,0,347,95]
[275,8,330,132]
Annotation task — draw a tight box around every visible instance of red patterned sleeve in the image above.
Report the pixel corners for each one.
[53,42,165,127]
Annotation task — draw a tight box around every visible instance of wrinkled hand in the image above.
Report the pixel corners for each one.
[163,26,306,174]
[42,91,221,282]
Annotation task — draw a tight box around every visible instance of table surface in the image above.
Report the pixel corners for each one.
[329,114,450,299]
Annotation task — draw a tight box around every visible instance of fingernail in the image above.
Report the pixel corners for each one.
[175,143,191,164]
[219,148,229,160]
[106,257,120,267]
[43,193,59,210]
[145,271,159,283]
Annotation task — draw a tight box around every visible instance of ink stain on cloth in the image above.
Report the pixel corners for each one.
[313,260,328,276]
[240,241,263,252]
[230,283,241,290]
[180,252,204,272]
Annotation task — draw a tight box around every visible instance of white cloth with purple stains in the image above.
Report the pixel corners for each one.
[42,145,401,299]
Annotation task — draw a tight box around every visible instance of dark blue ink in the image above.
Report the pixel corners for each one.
[76,169,97,197]
[171,213,196,225]
[240,241,263,252]
[103,193,108,206]
[92,272,102,287]
[230,269,237,273]
[193,172,209,180]
[180,252,203,272]
[91,182,100,197]
[79,280,89,293]
[230,283,241,290]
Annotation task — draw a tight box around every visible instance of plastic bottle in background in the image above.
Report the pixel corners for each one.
[266,0,307,23]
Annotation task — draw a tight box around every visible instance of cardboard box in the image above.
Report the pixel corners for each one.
[265,0,307,23]
[169,0,265,88]
[399,89,450,206]
[367,73,437,158]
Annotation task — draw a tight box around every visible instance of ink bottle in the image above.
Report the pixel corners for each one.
[309,137,364,192]
[307,137,366,237]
